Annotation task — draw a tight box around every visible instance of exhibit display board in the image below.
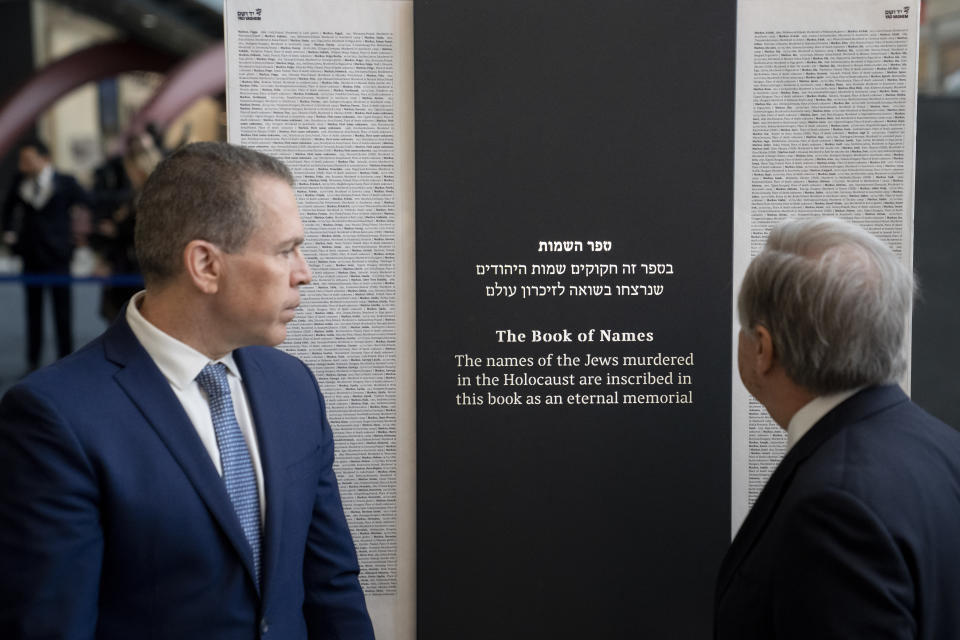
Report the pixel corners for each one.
[225,0,918,637]
[731,0,919,534]
[225,2,415,639]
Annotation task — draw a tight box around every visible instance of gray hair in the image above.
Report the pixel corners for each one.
[738,217,914,395]
[135,141,294,286]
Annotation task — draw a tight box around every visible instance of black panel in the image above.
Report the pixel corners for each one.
[416,2,736,637]
[0,4,35,197]
[913,97,960,428]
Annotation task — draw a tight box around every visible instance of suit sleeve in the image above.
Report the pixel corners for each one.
[773,488,916,639]
[0,384,103,640]
[2,177,21,233]
[301,367,376,640]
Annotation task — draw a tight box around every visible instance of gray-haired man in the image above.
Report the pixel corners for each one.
[715,217,960,639]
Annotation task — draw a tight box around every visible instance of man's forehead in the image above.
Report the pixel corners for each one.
[247,175,303,234]
[249,174,296,199]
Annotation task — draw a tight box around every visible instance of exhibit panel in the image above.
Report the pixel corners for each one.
[415,2,734,637]
[731,0,919,533]
[225,2,415,638]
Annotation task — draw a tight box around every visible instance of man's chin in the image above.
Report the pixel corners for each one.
[252,325,288,348]
[270,326,288,346]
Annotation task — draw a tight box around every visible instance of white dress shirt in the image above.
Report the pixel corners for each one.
[786,387,863,452]
[125,291,266,524]
[19,164,54,209]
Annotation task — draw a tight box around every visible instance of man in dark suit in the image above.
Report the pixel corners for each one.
[0,142,375,639]
[715,217,960,639]
[2,139,90,369]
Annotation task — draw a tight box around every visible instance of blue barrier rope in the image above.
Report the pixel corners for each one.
[0,274,144,286]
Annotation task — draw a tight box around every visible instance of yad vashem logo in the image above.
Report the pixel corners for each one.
[237,8,263,20]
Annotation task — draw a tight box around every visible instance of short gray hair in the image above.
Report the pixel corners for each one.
[135,141,294,286]
[738,217,914,395]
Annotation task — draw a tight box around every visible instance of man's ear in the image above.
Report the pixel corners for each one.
[751,325,777,375]
[182,239,222,294]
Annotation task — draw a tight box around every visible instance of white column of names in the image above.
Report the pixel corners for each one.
[225,2,415,637]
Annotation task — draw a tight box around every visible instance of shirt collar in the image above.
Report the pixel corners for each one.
[36,164,54,189]
[20,164,55,209]
[125,290,242,389]
[786,387,863,451]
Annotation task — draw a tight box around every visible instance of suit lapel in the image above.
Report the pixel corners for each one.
[234,348,286,606]
[103,318,262,592]
[716,385,908,602]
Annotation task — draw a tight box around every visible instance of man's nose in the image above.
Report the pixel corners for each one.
[294,249,312,286]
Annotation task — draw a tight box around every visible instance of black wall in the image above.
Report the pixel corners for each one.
[416,2,736,637]
[0,4,35,194]
[913,97,960,428]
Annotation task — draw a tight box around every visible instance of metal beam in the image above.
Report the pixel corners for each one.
[0,41,177,160]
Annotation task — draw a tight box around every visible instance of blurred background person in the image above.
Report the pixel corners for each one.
[91,130,164,321]
[1,139,90,371]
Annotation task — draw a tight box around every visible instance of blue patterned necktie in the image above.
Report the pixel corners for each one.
[196,363,262,584]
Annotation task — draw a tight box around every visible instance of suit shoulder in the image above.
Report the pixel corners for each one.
[235,346,318,386]
[791,400,960,523]
[53,172,82,188]
[840,400,960,468]
[237,345,308,368]
[12,335,113,394]
[53,172,90,202]
[0,340,117,444]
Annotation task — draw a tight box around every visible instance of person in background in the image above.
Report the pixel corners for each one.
[92,131,165,321]
[715,217,960,639]
[1,139,91,370]
[0,142,375,639]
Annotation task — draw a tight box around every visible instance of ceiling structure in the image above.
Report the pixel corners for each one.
[54,0,223,56]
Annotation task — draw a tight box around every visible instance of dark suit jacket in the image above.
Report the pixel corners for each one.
[2,171,89,270]
[0,315,375,639]
[715,385,960,639]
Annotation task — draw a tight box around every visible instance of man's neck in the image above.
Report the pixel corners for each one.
[762,369,817,430]
[138,288,229,361]
[785,388,863,450]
